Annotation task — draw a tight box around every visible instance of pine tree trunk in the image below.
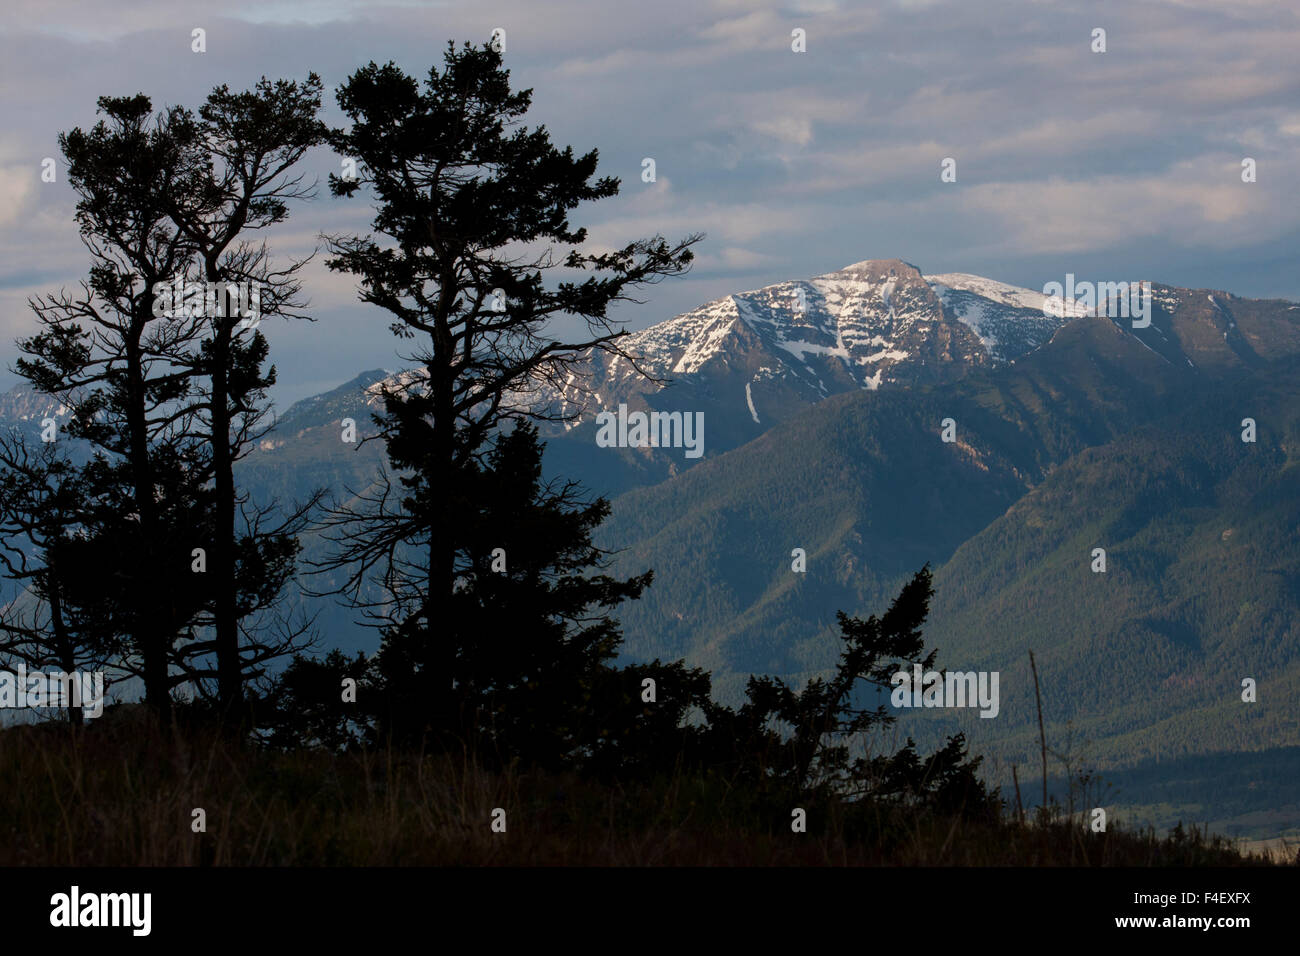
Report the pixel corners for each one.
[430,354,456,745]
[211,323,242,723]
[126,308,169,723]
[48,571,83,727]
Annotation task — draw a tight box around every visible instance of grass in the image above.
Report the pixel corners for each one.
[0,705,1286,866]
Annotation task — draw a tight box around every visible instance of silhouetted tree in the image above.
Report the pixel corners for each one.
[268,423,708,772]
[255,649,369,752]
[0,435,125,725]
[316,42,700,749]
[17,94,208,718]
[373,422,653,759]
[15,83,324,724]
[159,75,326,721]
[695,566,998,817]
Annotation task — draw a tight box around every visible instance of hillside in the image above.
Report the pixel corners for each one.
[596,314,1194,695]
[923,364,1300,764]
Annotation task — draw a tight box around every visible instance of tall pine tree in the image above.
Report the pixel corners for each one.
[317,42,700,751]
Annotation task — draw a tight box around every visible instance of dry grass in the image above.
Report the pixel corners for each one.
[0,710,1284,866]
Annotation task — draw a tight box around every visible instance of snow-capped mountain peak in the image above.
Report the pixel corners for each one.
[322,260,1085,469]
[515,258,1071,428]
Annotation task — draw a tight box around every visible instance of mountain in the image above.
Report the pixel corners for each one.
[236,369,389,508]
[5,263,1298,837]
[586,280,1300,836]
[268,368,392,436]
[920,362,1300,754]
[1132,285,1300,370]
[0,383,71,445]
[532,259,1067,418]
[595,313,1194,692]
[540,259,1094,491]
[350,259,1084,495]
[916,363,1300,837]
[195,258,1081,499]
[593,279,1300,692]
[928,272,1084,361]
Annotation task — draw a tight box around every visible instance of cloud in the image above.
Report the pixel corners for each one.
[0,165,37,229]
[929,159,1290,256]
[2,0,1298,400]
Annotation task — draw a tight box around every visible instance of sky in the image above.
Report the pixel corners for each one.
[2,0,1298,407]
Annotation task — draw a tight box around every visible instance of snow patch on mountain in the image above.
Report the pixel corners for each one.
[928,273,1051,313]
[745,383,760,423]
[671,298,742,375]
[879,278,896,314]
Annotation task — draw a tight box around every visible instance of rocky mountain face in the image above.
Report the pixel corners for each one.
[533,260,1080,423]
[0,384,70,444]
[1131,284,1300,370]
[586,276,1300,692]
[518,259,1083,493]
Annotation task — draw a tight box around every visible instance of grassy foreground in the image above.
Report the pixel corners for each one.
[0,708,1285,867]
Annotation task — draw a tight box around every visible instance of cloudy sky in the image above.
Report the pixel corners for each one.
[2,0,1298,405]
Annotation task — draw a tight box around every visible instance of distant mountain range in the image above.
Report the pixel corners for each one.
[4,259,1298,838]
[527,258,1080,423]
[528,259,1087,491]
